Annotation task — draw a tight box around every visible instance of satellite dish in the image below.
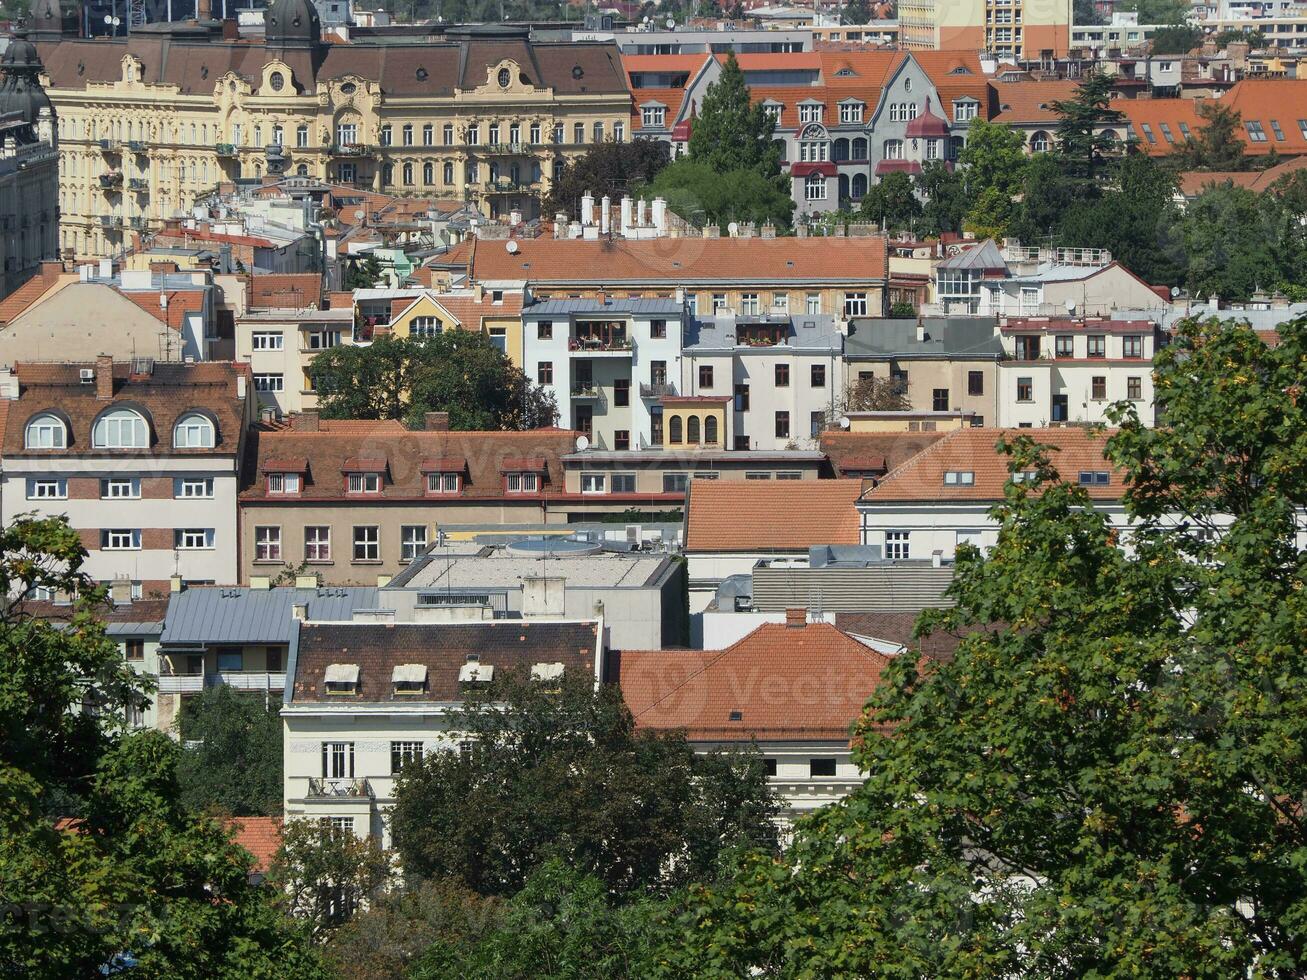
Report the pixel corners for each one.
[506,239,520,254]
[353,209,365,221]
[575,435,590,451]
[1065,298,1076,314]
[727,221,740,237]
[839,416,851,430]
[1170,286,1181,298]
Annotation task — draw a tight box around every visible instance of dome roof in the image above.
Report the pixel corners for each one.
[905,98,950,139]
[265,0,321,48]
[0,74,52,128]
[2,36,42,72]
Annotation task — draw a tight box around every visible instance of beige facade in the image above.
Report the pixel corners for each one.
[37,23,631,259]
[236,307,359,416]
[847,359,999,427]
[899,0,1072,58]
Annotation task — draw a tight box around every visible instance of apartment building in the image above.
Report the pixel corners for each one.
[1118,79,1307,159]
[282,618,604,841]
[624,49,990,214]
[236,307,359,417]
[617,617,892,820]
[34,5,631,257]
[856,426,1128,560]
[898,0,1072,59]
[521,298,685,451]
[681,313,844,451]
[996,317,1159,427]
[844,317,1003,427]
[0,358,253,593]
[239,414,583,584]
[461,235,891,321]
[387,288,525,365]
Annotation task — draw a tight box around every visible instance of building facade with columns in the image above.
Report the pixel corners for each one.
[31,1,630,259]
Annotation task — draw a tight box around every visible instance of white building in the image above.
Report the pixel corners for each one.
[281,618,604,841]
[521,297,685,451]
[0,358,253,593]
[995,317,1159,427]
[235,306,359,417]
[681,312,844,451]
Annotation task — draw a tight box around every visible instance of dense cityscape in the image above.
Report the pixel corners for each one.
[1,0,1306,974]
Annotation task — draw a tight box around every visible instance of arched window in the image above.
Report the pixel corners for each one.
[382,163,394,185]
[423,161,434,184]
[852,173,868,199]
[1031,131,1052,153]
[668,415,683,444]
[93,409,148,449]
[704,416,718,445]
[173,412,215,449]
[443,162,454,184]
[25,413,66,448]
[852,136,868,159]
[402,162,414,185]
[687,415,701,444]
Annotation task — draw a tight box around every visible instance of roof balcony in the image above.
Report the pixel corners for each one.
[98,172,122,189]
[98,138,120,154]
[329,143,372,158]
[128,178,149,192]
[99,215,123,229]
[570,382,602,399]
[127,140,148,154]
[307,777,372,799]
[640,381,678,399]
[215,143,238,158]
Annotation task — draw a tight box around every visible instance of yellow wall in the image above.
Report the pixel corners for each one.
[664,403,728,448]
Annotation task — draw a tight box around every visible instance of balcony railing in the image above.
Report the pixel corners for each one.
[98,172,122,189]
[329,143,371,157]
[484,142,532,155]
[157,674,204,693]
[571,383,600,398]
[568,337,633,352]
[127,140,148,153]
[640,381,678,399]
[98,138,120,153]
[128,216,149,231]
[157,671,286,692]
[127,177,148,192]
[308,778,372,799]
[484,178,538,194]
[215,142,238,157]
[99,215,123,229]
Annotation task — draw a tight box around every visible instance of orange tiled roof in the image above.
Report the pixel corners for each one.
[616,621,892,740]
[820,430,949,477]
[248,273,323,310]
[121,289,206,332]
[469,236,889,284]
[0,266,67,324]
[863,426,1122,503]
[989,79,1081,125]
[684,478,863,552]
[227,816,282,873]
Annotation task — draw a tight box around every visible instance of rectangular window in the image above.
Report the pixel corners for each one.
[400,525,428,561]
[734,383,750,412]
[427,473,460,494]
[1123,335,1143,359]
[662,472,688,493]
[102,529,141,551]
[611,473,635,493]
[304,526,331,562]
[739,292,759,315]
[810,410,824,438]
[423,124,434,146]
[352,526,380,561]
[101,478,141,499]
[125,639,145,661]
[536,320,553,339]
[1016,377,1033,402]
[843,292,868,317]
[581,472,607,494]
[745,471,772,480]
[641,104,667,127]
[614,430,630,451]
[254,526,281,561]
[885,530,910,560]
[1055,335,1074,359]
[1078,470,1111,486]
[799,103,823,123]
[253,374,284,392]
[711,293,727,313]
[27,478,67,499]
[174,528,214,550]
[347,472,382,494]
[775,411,790,439]
[537,362,553,385]
[614,378,630,407]
[506,473,539,493]
[175,477,213,498]
[810,758,837,777]
[402,123,413,146]
[1127,376,1142,400]
[775,363,790,387]
[217,647,243,672]
[391,741,423,774]
[943,470,975,486]
[650,319,667,339]
[806,293,821,315]
[306,329,341,350]
[1091,376,1107,400]
[1087,335,1106,358]
[1141,122,1156,143]
[839,101,863,123]
[811,364,826,387]
[322,741,354,778]
[932,388,949,412]
[698,365,714,389]
[251,331,283,350]
[1246,120,1268,142]
[967,370,983,396]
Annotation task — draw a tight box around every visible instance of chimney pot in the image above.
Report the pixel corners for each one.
[294,410,320,432]
[95,354,114,400]
[785,607,806,628]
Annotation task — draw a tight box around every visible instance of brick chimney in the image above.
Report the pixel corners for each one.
[95,354,114,400]
[222,17,238,40]
[424,411,450,431]
[785,607,806,629]
[294,410,320,431]
[110,578,133,606]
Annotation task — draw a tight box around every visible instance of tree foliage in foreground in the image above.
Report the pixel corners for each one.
[390,671,779,899]
[308,331,558,431]
[0,517,322,978]
[176,685,283,818]
[542,138,669,218]
[660,315,1307,976]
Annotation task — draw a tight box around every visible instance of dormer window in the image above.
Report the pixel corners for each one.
[506,472,538,494]
[943,470,975,486]
[502,457,545,494]
[342,456,386,494]
[268,472,301,495]
[173,413,215,449]
[392,663,427,695]
[1078,470,1111,486]
[459,654,494,685]
[25,413,67,449]
[324,663,359,694]
[93,409,148,449]
[421,458,465,495]
[348,473,381,494]
[428,472,461,494]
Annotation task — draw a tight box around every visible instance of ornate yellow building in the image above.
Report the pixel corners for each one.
[31,0,631,259]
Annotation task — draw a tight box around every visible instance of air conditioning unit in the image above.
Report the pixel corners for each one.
[625,524,642,545]
[79,368,94,384]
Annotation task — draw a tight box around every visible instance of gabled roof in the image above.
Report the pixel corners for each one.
[248,273,323,311]
[820,430,949,477]
[862,426,1123,503]
[227,817,282,874]
[937,238,1008,272]
[614,621,892,741]
[160,586,378,646]
[989,79,1080,125]
[684,478,862,552]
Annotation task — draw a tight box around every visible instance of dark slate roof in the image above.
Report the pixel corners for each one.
[523,298,684,316]
[844,317,1002,359]
[288,620,601,704]
[936,239,1008,272]
[25,598,170,636]
[160,586,378,647]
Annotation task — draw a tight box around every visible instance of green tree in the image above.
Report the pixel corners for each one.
[308,332,559,430]
[541,138,669,218]
[1165,182,1287,300]
[1171,100,1249,171]
[411,861,667,980]
[840,0,872,24]
[963,185,1016,240]
[1009,151,1079,242]
[687,52,782,178]
[0,517,323,977]
[1118,0,1187,22]
[176,686,283,818]
[858,170,922,230]
[1214,27,1267,46]
[645,158,795,229]
[1052,71,1124,185]
[915,160,968,235]
[658,316,1307,976]
[343,253,383,290]
[389,671,779,898]
[268,819,392,943]
[957,118,1029,200]
[1150,23,1202,54]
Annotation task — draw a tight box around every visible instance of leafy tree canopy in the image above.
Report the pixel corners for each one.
[915,160,969,236]
[308,332,559,430]
[542,138,669,218]
[687,52,782,178]
[1170,100,1250,171]
[1150,23,1203,54]
[389,671,779,898]
[268,819,392,944]
[176,685,283,818]
[1214,26,1267,46]
[645,159,795,229]
[957,118,1029,199]
[858,170,922,230]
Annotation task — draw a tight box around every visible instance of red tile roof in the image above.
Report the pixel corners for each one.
[227,817,283,873]
[684,478,863,552]
[0,265,65,324]
[820,430,948,477]
[248,273,324,310]
[863,426,1122,503]
[615,621,892,741]
[989,79,1081,125]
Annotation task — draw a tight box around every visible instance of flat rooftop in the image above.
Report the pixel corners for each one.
[396,552,672,590]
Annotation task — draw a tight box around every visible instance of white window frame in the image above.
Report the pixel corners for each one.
[641,104,667,128]
[506,472,539,494]
[25,413,66,449]
[254,526,282,561]
[581,472,607,494]
[27,478,67,500]
[173,413,215,449]
[93,409,148,449]
[305,526,331,561]
[175,528,215,550]
[427,472,460,494]
[798,103,824,124]
[353,525,380,561]
[885,530,910,560]
[253,374,284,392]
[843,292,869,317]
[347,472,381,494]
[175,477,214,499]
[103,529,141,551]
[806,293,821,315]
[250,331,284,350]
[268,473,301,495]
[839,102,863,124]
[400,525,428,561]
[102,478,141,499]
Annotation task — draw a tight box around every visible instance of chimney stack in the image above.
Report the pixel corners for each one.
[915,317,926,342]
[600,195,611,235]
[95,354,114,400]
[424,411,450,431]
[110,578,133,606]
[294,410,320,432]
[785,607,806,629]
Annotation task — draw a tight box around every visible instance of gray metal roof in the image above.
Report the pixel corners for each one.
[685,313,842,352]
[937,239,1007,271]
[523,298,684,316]
[845,317,1002,359]
[160,587,378,647]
